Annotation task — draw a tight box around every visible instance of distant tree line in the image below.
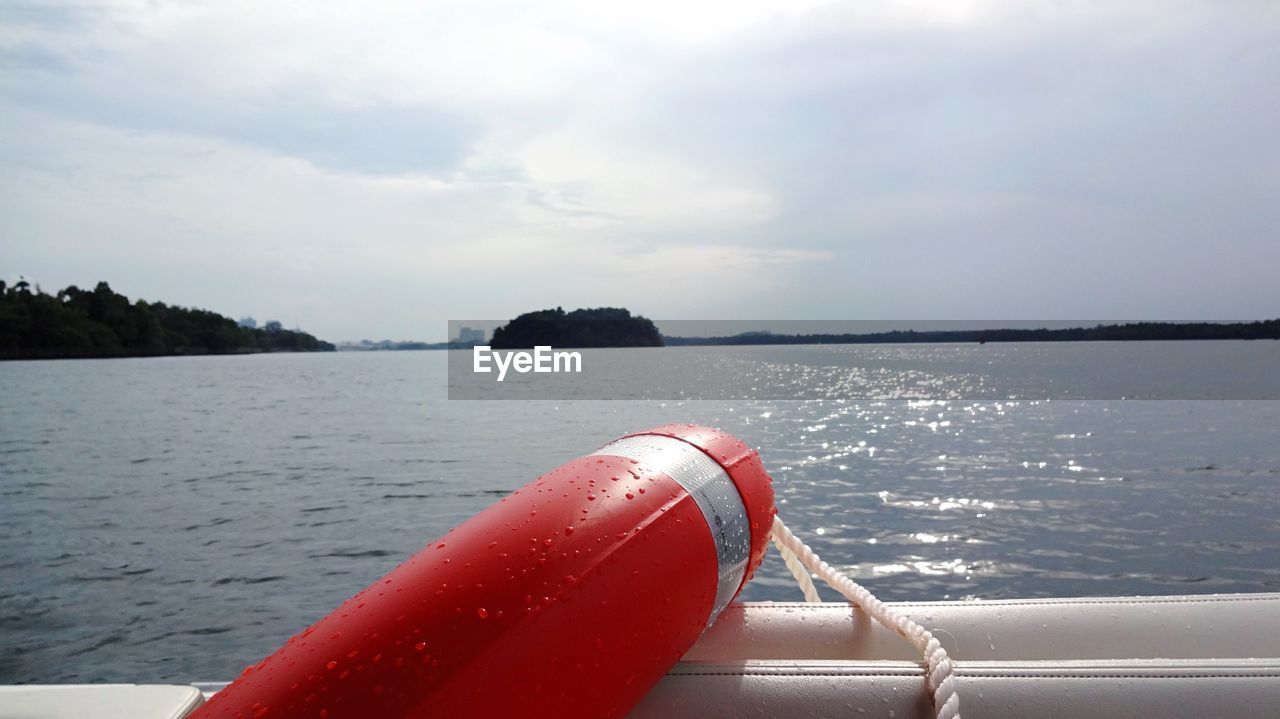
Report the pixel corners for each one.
[664,321,1280,346]
[0,279,335,359]
[489,307,664,349]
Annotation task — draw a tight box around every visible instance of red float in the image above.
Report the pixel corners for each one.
[192,424,776,719]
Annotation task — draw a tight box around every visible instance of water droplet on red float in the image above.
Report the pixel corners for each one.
[477,607,489,619]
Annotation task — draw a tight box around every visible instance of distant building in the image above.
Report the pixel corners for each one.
[238,317,257,329]
[455,326,485,344]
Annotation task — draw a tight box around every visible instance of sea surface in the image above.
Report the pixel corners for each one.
[2,345,1279,683]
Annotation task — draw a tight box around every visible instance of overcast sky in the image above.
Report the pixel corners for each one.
[2,1,1277,341]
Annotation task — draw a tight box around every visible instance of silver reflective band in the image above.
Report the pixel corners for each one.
[591,434,751,628]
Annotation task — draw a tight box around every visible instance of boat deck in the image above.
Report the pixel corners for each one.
[6,593,1279,718]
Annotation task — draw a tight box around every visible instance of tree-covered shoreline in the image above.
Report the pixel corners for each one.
[0,279,334,360]
[664,321,1280,345]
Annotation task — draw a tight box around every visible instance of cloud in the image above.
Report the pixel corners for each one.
[513,131,777,227]
[2,1,1277,339]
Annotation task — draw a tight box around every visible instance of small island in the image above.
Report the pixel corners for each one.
[489,307,663,349]
[0,279,334,360]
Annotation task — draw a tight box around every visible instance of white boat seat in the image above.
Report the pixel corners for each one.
[631,593,1280,718]
[632,658,1280,718]
[0,684,203,719]
[686,593,1280,661]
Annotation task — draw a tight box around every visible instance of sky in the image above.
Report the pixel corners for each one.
[2,1,1277,341]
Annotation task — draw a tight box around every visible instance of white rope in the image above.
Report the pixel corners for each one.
[769,517,961,719]
[775,526,822,603]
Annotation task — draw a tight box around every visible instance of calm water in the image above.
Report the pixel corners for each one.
[2,346,1279,683]
[450,340,1280,399]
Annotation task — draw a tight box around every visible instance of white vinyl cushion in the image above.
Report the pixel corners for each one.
[686,593,1280,661]
[0,684,203,719]
[632,658,1280,718]
[629,593,1280,718]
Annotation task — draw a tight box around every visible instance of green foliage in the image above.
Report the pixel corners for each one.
[0,279,335,359]
[664,321,1280,345]
[490,307,664,349]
